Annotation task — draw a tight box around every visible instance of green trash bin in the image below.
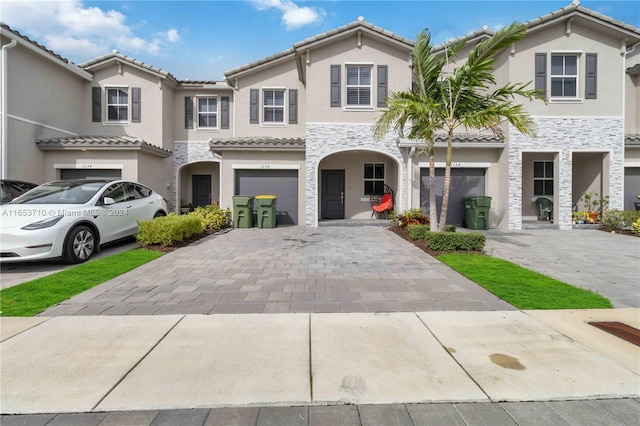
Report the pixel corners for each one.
[256,195,278,228]
[233,195,254,228]
[464,196,491,230]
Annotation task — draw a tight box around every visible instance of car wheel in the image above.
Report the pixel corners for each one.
[154,211,166,218]
[63,225,96,264]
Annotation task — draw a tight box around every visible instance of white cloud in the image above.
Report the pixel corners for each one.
[249,0,324,30]
[166,29,181,43]
[1,0,177,60]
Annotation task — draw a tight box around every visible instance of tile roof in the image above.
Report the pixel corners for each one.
[0,22,74,66]
[79,52,180,85]
[225,19,413,78]
[627,64,640,75]
[36,136,172,157]
[626,134,640,145]
[397,133,504,147]
[209,137,305,151]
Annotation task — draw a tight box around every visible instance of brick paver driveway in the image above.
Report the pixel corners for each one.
[41,226,514,316]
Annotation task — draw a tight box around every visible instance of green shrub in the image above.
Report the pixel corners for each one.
[632,217,640,234]
[189,204,231,230]
[137,214,203,247]
[390,208,430,227]
[600,210,640,230]
[407,224,430,240]
[444,224,457,232]
[424,231,486,252]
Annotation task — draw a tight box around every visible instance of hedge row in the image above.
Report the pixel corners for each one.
[137,214,203,247]
[599,209,640,231]
[407,224,486,251]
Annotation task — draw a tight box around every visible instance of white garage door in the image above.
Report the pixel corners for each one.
[60,169,122,180]
[236,169,298,225]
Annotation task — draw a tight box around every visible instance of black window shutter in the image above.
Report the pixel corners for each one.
[289,89,298,124]
[585,53,597,99]
[535,53,547,99]
[92,87,101,122]
[221,96,230,129]
[250,89,259,124]
[131,87,141,123]
[184,96,193,129]
[377,65,388,107]
[330,65,341,107]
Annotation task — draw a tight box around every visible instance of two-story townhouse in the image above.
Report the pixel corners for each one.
[2,1,639,230]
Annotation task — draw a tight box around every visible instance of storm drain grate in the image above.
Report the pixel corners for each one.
[588,321,640,347]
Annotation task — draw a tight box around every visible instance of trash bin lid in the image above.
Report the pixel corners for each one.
[255,195,278,199]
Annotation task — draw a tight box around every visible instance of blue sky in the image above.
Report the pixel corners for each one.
[3,1,639,81]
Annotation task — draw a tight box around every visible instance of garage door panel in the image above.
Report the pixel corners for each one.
[236,170,298,226]
[60,169,122,180]
[624,168,640,211]
[420,168,486,227]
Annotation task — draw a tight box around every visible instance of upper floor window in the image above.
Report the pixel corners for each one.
[197,97,218,128]
[106,88,128,121]
[550,55,577,98]
[346,65,372,107]
[533,161,553,196]
[263,90,285,123]
[364,163,385,195]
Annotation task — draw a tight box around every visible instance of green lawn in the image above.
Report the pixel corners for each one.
[437,253,612,310]
[0,249,163,317]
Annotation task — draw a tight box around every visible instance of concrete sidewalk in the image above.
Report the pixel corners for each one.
[2,310,638,417]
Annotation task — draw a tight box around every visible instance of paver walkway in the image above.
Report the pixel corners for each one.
[40,226,513,316]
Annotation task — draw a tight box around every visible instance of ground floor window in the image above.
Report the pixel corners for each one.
[534,161,553,196]
[364,163,385,195]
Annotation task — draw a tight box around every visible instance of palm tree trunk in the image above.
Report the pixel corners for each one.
[438,130,454,230]
[428,150,437,231]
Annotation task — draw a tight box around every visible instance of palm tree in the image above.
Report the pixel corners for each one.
[375,22,542,230]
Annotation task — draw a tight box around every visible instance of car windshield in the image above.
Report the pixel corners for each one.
[11,181,107,205]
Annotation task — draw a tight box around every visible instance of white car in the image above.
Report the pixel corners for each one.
[0,180,167,263]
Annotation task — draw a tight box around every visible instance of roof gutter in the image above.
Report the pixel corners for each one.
[1,38,17,179]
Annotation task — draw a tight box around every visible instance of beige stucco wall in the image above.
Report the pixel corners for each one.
[305,32,412,123]
[625,49,640,134]
[136,153,173,201]
[172,88,235,142]
[232,57,306,139]
[511,20,626,116]
[2,37,86,182]
[82,64,167,146]
[41,151,138,182]
[218,150,305,221]
[319,151,399,219]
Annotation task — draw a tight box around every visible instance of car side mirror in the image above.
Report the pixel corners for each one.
[102,197,115,205]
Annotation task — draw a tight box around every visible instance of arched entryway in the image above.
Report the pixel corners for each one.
[176,160,221,213]
[317,149,400,222]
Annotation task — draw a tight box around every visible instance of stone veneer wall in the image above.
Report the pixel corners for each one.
[172,141,220,212]
[305,123,407,226]
[509,117,623,230]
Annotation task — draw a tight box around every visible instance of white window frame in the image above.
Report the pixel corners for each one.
[196,96,218,130]
[262,88,285,126]
[345,64,373,109]
[550,53,579,100]
[363,162,385,196]
[533,160,554,197]
[105,86,129,123]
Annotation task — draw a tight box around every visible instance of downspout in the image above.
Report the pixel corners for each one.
[1,38,17,179]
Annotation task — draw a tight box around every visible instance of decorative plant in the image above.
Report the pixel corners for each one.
[579,191,609,213]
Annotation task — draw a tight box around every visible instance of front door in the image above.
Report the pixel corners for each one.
[192,175,211,207]
[321,170,345,219]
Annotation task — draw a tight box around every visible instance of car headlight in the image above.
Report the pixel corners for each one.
[21,215,64,230]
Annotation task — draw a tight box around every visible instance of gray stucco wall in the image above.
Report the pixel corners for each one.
[509,117,624,230]
[305,123,407,226]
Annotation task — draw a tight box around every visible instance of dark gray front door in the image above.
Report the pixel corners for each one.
[236,169,298,225]
[420,168,486,227]
[321,170,345,220]
[192,175,211,207]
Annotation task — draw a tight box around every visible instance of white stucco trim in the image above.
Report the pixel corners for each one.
[54,163,123,169]
[8,114,77,136]
[624,161,640,167]
[418,162,492,168]
[231,164,300,170]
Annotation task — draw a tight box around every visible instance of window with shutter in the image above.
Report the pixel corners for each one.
[197,97,218,128]
[551,54,578,98]
[585,53,597,99]
[535,53,547,99]
[92,87,102,122]
[263,90,285,123]
[131,88,141,123]
[184,97,193,129]
[377,65,388,107]
[106,87,128,122]
[330,65,341,107]
[250,89,259,124]
[346,65,372,107]
[289,89,298,124]
[221,96,229,129]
